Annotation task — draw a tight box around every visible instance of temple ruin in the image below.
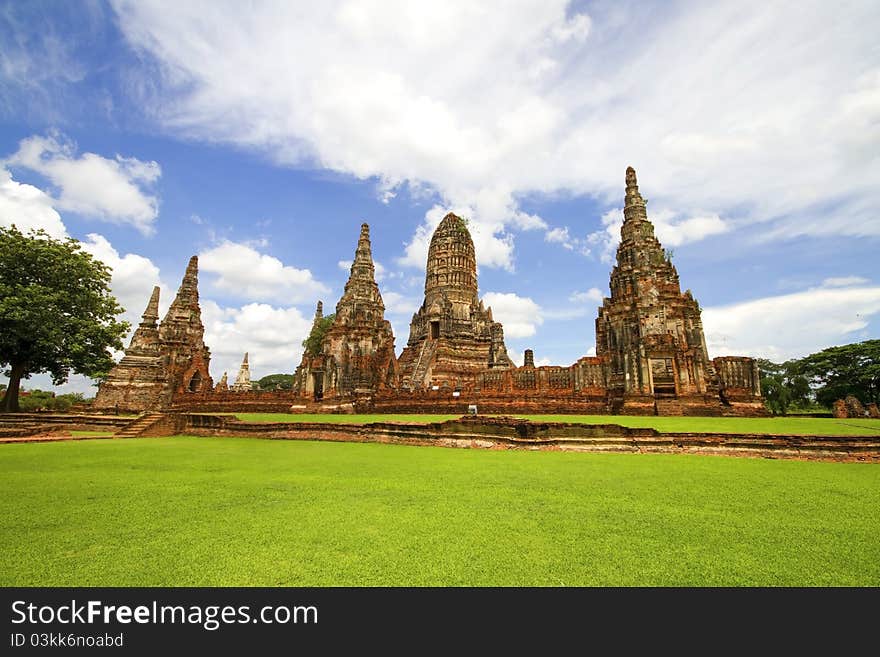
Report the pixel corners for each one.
[595,167,760,414]
[292,224,398,401]
[94,256,213,412]
[97,168,764,416]
[397,212,514,391]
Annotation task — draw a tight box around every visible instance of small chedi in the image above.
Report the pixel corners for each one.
[97,168,765,416]
[94,256,213,412]
[232,353,253,392]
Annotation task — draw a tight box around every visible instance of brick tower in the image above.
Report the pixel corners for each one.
[397,212,513,390]
[595,167,719,414]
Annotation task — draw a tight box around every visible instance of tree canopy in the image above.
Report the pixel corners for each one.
[0,226,130,411]
[757,340,880,414]
[757,358,811,415]
[796,339,880,408]
[256,373,295,390]
[301,313,335,356]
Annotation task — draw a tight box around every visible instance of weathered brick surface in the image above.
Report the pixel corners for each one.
[95,257,213,412]
[397,212,513,390]
[293,224,398,401]
[172,414,880,462]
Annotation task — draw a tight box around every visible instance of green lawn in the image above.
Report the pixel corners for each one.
[229,412,880,436]
[1,436,878,586]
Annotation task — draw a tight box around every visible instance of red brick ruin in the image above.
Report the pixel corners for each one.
[97,168,765,416]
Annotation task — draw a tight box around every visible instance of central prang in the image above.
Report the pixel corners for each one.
[397,212,514,390]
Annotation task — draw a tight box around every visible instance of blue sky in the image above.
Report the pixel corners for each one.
[1,0,879,394]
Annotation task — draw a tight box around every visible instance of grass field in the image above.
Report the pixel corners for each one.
[229,412,880,436]
[1,436,878,586]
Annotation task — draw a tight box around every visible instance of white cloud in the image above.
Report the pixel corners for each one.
[648,210,729,248]
[822,276,870,288]
[587,206,729,262]
[510,211,548,231]
[111,1,880,268]
[587,208,623,264]
[5,133,160,234]
[545,226,572,248]
[199,240,329,303]
[0,167,67,239]
[382,291,420,317]
[543,224,593,255]
[201,300,313,381]
[703,284,880,362]
[551,13,591,43]
[482,291,543,338]
[569,288,604,304]
[79,233,165,329]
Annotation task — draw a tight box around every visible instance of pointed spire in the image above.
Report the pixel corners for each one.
[349,223,376,280]
[232,353,252,391]
[623,166,648,224]
[183,255,198,285]
[337,222,384,314]
[162,255,201,326]
[314,300,324,322]
[141,286,160,327]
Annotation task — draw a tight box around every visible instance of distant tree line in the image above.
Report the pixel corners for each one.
[5,389,90,412]
[255,374,294,391]
[757,339,879,415]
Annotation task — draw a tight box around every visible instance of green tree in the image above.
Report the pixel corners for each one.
[757,358,812,415]
[301,313,335,356]
[797,339,880,407]
[0,226,130,412]
[256,373,295,390]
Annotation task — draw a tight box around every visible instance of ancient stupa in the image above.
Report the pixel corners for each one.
[397,212,513,390]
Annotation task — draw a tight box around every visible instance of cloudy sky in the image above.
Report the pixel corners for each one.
[1,0,878,394]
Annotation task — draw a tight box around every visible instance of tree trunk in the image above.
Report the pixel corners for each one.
[1,363,26,412]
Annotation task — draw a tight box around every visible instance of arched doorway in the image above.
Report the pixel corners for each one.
[188,371,202,392]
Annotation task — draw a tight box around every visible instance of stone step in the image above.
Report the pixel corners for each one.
[114,412,165,438]
[654,398,684,416]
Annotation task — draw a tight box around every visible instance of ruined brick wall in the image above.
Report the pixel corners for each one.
[171,390,295,413]
[714,356,762,400]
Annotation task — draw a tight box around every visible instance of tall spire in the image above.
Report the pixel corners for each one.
[141,286,160,327]
[623,166,648,223]
[337,223,384,314]
[314,300,324,322]
[348,223,376,283]
[161,255,202,328]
